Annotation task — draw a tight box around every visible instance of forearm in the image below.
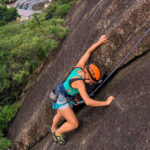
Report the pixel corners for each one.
[79,41,102,67]
[86,98,108,107]
[87,41,102,54]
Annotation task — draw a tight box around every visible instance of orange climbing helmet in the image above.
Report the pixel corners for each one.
[85,64,101,83]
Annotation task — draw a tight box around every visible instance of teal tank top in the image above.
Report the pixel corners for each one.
[63,68,83,96]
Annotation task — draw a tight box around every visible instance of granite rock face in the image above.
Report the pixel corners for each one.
[31,45,150,150]
[8,0,150,149]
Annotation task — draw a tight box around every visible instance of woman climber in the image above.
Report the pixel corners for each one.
[50,35,115,144]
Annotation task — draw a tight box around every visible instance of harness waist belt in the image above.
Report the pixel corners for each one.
[58,82,74,100]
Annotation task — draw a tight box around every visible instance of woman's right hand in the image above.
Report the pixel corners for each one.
[106,96,115,105]
[98,35,109,45]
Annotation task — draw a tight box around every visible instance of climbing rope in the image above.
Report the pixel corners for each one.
[51,28,150,107]
[28,28,150,149]
[78,28,150,104]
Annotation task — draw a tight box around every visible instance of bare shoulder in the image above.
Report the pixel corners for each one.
[75,64,84,69]
[71,79,85,89]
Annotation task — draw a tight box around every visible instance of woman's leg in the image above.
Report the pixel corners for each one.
[56,106,79,135]
[51,111,64,133]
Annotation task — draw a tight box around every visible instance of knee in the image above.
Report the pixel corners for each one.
[53,113,64,122]
[71,120,79,129]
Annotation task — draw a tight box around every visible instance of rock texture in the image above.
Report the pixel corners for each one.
[31,46,150,150]
[8,0,150,149]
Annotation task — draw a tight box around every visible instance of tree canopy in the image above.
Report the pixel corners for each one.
[0,0,75,149]
[0,6,18,25]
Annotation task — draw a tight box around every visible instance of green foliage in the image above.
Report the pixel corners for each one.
[0,137,11,150]
[0,0,75,149]
[6,7,18,21]
[0,6,18,25]
[0,0,7,5]
[45,0,75,20]
[13,70,30,84]
[0,102,21,127]
[0,16,69,103]
[55,4,72,18]
[0,0,73,104]
[45,2,58,20]
[0,102,21,150]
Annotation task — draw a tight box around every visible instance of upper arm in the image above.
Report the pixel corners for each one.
[72,80,91,105]
[75,52,90,69]
[75,42,99,68]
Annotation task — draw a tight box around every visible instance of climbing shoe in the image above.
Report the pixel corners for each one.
[52,131,66,145]
[51,129,58,143]
[52,132,58,143]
